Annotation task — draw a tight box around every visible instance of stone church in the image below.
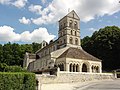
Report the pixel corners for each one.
[23,10,102,74]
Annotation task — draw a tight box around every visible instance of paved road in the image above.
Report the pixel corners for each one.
[74,79,120,90]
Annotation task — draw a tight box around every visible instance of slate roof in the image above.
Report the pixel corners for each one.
[58,47,101,61]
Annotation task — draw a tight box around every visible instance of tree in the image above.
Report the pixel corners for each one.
[32,42,41,53]
[82,26,120,71]
[2,42,13,65]
[1,42,41,66]
[11,43,22,66]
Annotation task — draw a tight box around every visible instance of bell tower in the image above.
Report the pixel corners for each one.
[58,10,81,49]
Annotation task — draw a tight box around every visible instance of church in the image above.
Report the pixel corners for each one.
[23,10,102,74]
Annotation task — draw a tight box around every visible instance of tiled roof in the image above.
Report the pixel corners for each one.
[58,47,101,61]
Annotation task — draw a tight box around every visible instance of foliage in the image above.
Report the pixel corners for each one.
[0,63,27,72]
[0,72,36,90]
[24,73,36,90]
[82,26,120,70]
[0,42,41,66]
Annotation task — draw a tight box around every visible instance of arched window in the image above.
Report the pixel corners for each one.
[75,31,77,36]
[96,66,99,73]
[73,64,76,72]
[75,38,78,45]
[69,20,73,28]
[69,63,73,72]
[61,64,64,71]
[82,63,88,72]
[74,21,78,29]
[76,64,79,72]
[69,37,73,44]
[71,30,73,35]
[92,66,94,72]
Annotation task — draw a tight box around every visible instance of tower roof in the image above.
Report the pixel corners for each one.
[66,10,80,20]
[59,10,80,22]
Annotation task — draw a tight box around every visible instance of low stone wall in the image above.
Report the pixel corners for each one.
[36,71,115,84]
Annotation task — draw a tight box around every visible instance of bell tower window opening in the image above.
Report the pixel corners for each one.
[74,21,78,29]
[71,30,73,35]
[69,20,73,28]
[75,31,77,36]
[69,37,73,44]
[75,38,78,45]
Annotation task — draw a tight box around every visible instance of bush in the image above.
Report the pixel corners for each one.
[5,65,27,72]
[0,63,27,72]
[0,72,36,90]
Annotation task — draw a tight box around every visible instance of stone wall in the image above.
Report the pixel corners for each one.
[36,71,114,84]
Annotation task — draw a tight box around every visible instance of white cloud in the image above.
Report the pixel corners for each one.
[20,28,56,43]
[29,0,120,25]
[0,0,28,8]
[19,17,31,24]
[0,0,11,4]
[28,4,42,15]
[0,26,20,42]
[0,25,55,43]
[12,0,28,8]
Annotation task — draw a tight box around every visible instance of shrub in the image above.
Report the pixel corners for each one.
[0,72,36,90]
[5,65,27,72]
[0,63,27,72]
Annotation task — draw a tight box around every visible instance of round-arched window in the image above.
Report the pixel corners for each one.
[75,38,78,45]
[69,20,73,28]
[71,30,73,35]
[74,21,78,29]
[75,31,77,36]
[69,37,73,44]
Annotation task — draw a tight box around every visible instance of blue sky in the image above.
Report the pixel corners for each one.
[0,0,120,44]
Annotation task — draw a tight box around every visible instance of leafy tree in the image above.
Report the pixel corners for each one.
[82,26,120,71]
[0,42,41,66]
[32,42,41,53]
[2,42,13,65]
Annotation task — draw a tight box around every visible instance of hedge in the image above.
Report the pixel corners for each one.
[0,72,36,90]
[0,63,27,72]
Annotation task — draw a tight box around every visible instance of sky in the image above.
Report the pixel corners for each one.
[0,0,120,44]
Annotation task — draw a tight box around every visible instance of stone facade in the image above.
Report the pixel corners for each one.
[23,10,102,74]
